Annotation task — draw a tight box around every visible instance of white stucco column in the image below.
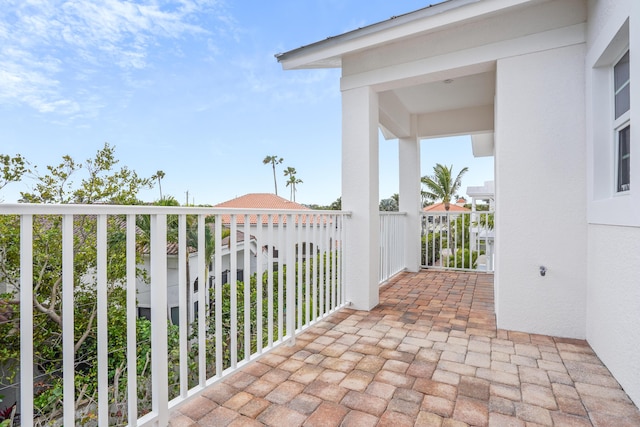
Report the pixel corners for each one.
[342,86,379,310]
[398,127,421,272]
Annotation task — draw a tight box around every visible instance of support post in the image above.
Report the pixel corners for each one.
[342,86,380,310]
[399,121,421,272]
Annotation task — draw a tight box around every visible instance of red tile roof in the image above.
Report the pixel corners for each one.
[423,202,471,213]
[213,193,310,225]
[214,193,309,210]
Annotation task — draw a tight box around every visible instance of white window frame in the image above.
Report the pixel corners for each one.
[613,50,630,194]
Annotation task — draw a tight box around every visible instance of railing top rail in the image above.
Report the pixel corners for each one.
[379,211,407,216]
[420,211,494,216]
[0,203,352,217]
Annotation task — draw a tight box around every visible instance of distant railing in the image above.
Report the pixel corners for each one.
[0,204,348,426]
[379,212,406,283]
[421,210,494,272]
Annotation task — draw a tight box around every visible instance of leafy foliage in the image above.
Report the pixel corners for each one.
[444,248,480,269]
[421,233,441,266]
[0,154,29,197]
[421,164,468,210]
[0,145,158,425]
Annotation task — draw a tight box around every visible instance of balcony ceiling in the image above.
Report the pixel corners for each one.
[389,70,495,115]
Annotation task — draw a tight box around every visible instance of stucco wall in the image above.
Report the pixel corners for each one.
[587,225,640,406]
[585,0,640,407]
[494,43,587,338]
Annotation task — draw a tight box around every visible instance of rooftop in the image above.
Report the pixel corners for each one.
[170,270,640,426]
[423,203,471,213]
[213,193,310,225]
[214,193,309,211]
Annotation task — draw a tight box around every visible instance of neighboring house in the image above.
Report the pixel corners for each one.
[423,202,471,213]
[136,230,259,324]
[276,0,640,407]
[466,180,495,213]
[213,193,321,264]
[466,180,495,266]
[138,194,323,324]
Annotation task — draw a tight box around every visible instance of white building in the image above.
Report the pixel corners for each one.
[138,194,328,323]
[137,231,259,324]
[213,193,329,264]
[277,0,640,406]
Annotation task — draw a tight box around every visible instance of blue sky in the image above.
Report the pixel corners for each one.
[0,0,493,206]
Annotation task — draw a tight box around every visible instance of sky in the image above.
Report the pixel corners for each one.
[0,0,494,206]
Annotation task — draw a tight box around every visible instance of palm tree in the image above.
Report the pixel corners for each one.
[379,197,398,211]
[421,164,468,211]
[263,155,284,195]
[153,170,165,200]
[284,166,302,201]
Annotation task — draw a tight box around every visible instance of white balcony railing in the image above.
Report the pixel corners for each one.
[379,212,406,284]
[421,211,494,272]
[0,204,348,426]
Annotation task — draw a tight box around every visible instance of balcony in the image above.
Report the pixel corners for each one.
[1,205,639,426]
[170,270,640,427]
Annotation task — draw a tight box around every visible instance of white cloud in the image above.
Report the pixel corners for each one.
[0,0,236,118]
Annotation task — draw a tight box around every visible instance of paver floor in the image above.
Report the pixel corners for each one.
[169,270,640,426]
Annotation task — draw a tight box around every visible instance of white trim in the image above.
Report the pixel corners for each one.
[277,0,537,69]
[340,24,586,92]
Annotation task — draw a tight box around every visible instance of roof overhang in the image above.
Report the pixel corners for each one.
[276,0,585,143]
[275,0,540,70]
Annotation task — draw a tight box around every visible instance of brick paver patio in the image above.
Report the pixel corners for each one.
[169,270,640,426]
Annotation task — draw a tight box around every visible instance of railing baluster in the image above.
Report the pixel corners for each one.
[256,214,263,354]
[312,215,318,321]
[319,214,325,316]
[178,214,188,397]
[297,214,302,331]
[97,214,109,426]
[286,214,295,343]
[150,214,168,424]
[20,214,34,427]
[126,214,138,424]
[62,214,75,426]
[230,215,238,368]
[305,215,311,326]
[277,215,284,341]
[244,214,251,361]
[214,216,223,378]
[198,215,206,385]
[340,214,346,305]
[267,215,274,347]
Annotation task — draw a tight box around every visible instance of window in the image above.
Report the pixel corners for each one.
[618,125,630,192]
[170,306,179,325]
[614,51,630,193]
[614,51,630,119]
[138,307,151,321]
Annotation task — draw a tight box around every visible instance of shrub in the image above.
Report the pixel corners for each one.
[421,233,441,266]
[444,248,480,269]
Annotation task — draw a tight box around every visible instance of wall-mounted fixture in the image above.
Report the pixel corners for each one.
[539,266,547,277]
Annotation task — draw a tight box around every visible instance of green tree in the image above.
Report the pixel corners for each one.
[262,155,284,195]
[421,163,468,211]
[329,197,342,210]
[379,196,398,211]
[284,166,302,202]
[20,143,153,204]
[0,154,29,199]
[0,145,158,424]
